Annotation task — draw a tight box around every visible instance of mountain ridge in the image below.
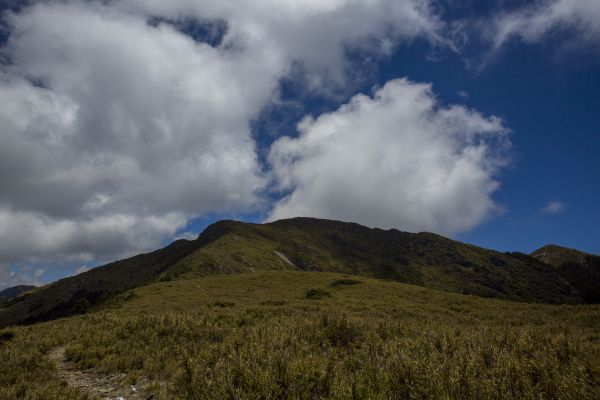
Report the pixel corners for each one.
[0,285,37,303]
[532,244,600,303]
[1,217,597,328]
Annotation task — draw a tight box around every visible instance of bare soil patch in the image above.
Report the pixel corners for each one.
[47,346,151,400]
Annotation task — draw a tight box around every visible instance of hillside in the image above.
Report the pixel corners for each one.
[0,238,204,328]
[1,271,599,399]
[532,245,600,303]
[532,244,591,266]
[162,218,580,303]
[0,285,37,305]
[0,217,594,328]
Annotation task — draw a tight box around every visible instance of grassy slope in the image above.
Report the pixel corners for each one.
[164,218,580,303]
[0,218,592,328]
[1,271,598,399]
[0,237,208,327]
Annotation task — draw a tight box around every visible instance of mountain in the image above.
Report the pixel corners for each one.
[532,244,590,266]
[0,217,594,328]
[0,285,37,302]
[532,244,600,303]
[0,232,216,327]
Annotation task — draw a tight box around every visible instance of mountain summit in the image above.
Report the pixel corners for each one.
[532,244,600,303]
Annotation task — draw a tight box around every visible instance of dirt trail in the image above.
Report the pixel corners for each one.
[47,346,150,400]
[274,250,296,267]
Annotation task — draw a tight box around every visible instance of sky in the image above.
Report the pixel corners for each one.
[0,0,599,289]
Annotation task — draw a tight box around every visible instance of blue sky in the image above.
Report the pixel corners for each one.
[253,21,600,255]
[188,27,600,255]
[0,0,599,288]
[457,41,600,253]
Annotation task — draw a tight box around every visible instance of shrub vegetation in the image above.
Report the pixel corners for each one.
[0,271,598,399]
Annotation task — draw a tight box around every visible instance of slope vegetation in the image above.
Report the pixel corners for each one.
[0,285,36,302]
[164,218,580,303]
[1,218,595,328]
[533,245,600,303]
[1,271,598,399]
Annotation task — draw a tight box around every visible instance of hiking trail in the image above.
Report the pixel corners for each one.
[46,346,151,400]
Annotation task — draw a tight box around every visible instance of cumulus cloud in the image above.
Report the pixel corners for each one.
[121,0,445,88]
[0,0,444,287]
[542,201,565,214]
[489,0,600,50]
[0,207,187,263]
[268,79,509,235]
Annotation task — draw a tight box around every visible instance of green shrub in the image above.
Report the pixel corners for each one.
[209,301,235,308]
[0,330,14,343]
[330,279,362,287]
[305,288,330,300]
[320,314,362,347]
[259,300,286,306]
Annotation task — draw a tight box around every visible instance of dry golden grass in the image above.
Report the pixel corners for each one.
[1,271,599,399]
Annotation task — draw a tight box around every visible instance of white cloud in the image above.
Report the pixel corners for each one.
[542,201,565,214]
[268,78,509,235]
[72,265,91,276]
[0,0,444,286]
[121,0,445,88]
[0,262,45,290]
[0,206,187,264]
[489,0,600,50]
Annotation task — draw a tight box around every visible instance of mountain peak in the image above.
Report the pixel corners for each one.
[531,244,593,267]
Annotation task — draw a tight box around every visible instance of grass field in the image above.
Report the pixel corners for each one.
[1,271,599,399]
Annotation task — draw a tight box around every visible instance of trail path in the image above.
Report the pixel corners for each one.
[47,346,151,400]
[274,250,296,267]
